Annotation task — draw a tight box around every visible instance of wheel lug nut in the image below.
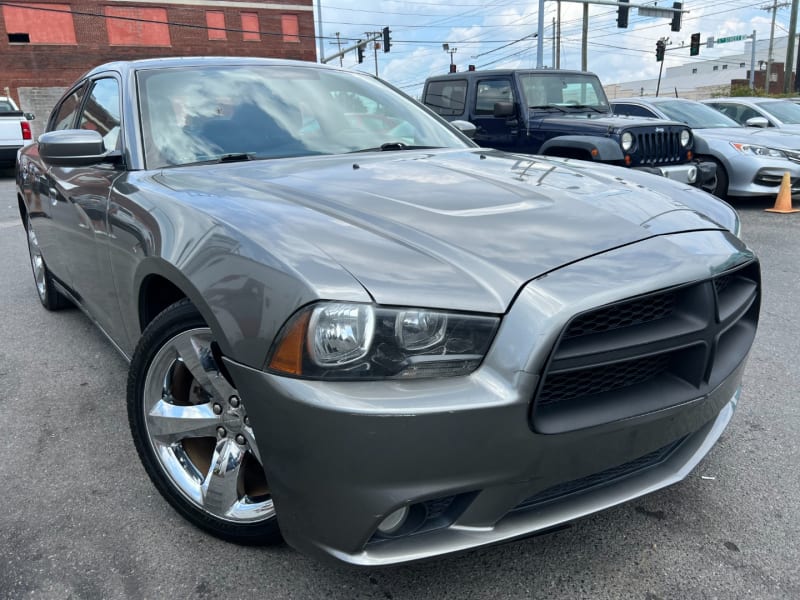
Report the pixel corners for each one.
[212,403,223,415]
[244,416,251,426]
[235,434,246,445]
[216,427,227,438]
[229,395,240,408]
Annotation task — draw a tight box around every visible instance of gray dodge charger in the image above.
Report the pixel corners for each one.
[16,57,760,565]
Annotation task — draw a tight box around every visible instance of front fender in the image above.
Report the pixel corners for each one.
[539,135,625,163]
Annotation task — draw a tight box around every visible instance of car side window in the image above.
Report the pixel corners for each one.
[424,80,467,116]
[49,84,88,132]
[613,104,657,118]
[79,78,122,152]
[475,79,514,115]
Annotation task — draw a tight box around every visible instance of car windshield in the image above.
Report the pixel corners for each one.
[518,72,609,111]
[137,64,470,169]
[756,100,800,124]
[656,100,742,129]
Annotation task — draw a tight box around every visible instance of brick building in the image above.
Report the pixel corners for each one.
[0,0,316,136]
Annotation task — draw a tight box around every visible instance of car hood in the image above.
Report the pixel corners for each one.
[155,149,729,313]
[530,114,685,132]
[695,126,800,150]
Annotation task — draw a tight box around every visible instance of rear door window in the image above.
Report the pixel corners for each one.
[424,80,467,116]
[475,79,514,115]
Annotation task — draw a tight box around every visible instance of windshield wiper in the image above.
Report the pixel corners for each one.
[529,104,567,113]
[350,143,441,153]
[567,104,606,113]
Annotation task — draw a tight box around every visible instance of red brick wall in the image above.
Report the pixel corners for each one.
[0,0,317,106]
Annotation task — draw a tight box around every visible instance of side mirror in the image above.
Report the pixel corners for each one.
[24,112,35,121]
[451,120,477,139]
[39,129,115,166]
[745,116,769,128]
[493,101,515,118]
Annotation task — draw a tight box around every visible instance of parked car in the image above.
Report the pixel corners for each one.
[17,57,759,566]
[701,96,800,132]
[421,69,716,189]
[611,96,800,198]
[0,95,34,168]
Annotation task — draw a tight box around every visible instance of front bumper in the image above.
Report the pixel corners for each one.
[635,161,715,186]
[226,230,758,565]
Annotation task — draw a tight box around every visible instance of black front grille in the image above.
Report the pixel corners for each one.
[531,261,760,434]
[564,292,676,339]
[512,437,686,513]
[634,129,683,165]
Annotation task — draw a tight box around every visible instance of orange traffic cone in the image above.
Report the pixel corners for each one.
[766,172,800,213]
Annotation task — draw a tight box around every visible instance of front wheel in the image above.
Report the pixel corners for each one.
[699,157,728,199]
[127,299,281,544]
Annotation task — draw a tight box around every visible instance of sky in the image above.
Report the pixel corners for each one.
[312,0,793,98]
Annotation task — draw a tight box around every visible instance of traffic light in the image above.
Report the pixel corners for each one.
[617,0,630,28]
[690,32,701,56]
[382,27,391,53]
[357,41,365,63]
[656,39,666,62]
[670,2,682,32]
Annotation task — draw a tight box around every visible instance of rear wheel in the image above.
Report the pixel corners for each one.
[127,299,281,544]
[25,216,70,310]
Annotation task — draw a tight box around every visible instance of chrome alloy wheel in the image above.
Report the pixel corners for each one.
[142,328,273,523]
[26,219,47,301]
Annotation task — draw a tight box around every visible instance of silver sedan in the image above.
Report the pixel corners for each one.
[702,96,800,132]
[611,97,800,199]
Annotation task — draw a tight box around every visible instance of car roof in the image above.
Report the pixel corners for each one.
[426,68,595,80]
[83,56,342,79]
[610,97,703,105]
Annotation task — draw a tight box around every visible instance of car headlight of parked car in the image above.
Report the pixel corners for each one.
[267,302,500,379]
[621,131,634,151]
[730,142,789,159]
[680,129,691,147]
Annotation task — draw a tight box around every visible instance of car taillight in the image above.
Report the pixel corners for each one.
[20,121,32,141]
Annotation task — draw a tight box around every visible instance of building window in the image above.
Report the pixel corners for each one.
[2,4,77,44]
[106,7,170,46]
[206,11,226,40]
[740,62,746,68]
[713,65,718,71]
[241,13,260,41]
[722,64,727,70]
[281,14,300,43]
[692,68,697,74]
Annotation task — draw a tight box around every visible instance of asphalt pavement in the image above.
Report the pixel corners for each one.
[1,171,798,600]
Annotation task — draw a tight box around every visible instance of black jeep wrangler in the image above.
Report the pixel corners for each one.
[422,69,715,189]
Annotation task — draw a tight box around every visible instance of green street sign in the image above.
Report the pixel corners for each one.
[716,34,747,44]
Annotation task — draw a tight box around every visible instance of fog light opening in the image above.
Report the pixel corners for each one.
[377,506,409,534]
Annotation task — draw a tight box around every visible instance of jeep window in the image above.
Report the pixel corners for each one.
[518,73,608,110]
[475,79,514,115]
[424,80,467,116]
[612,103,658,119]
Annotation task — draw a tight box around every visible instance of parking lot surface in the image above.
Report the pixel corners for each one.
[1,172,798,599]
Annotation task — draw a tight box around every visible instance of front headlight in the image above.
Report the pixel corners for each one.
[621,132,634,151]
[731,142,787,159]
[680,129,691,147]
[267,302,500,380]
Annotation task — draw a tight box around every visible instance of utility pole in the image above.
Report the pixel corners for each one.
[556,1,562,68]
[581,4,589,70]
[315,0,325,63]
[552,18,556,66]
[328,32,343,66]
[785,0,798,93]
[762,0,790,94]
[537,0,545,67]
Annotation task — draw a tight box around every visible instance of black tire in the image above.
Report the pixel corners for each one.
[127,299,281,545]
[700,157,729,199]
[25,215,71,310]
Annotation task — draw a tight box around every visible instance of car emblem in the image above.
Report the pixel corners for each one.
[655,127,664,133]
